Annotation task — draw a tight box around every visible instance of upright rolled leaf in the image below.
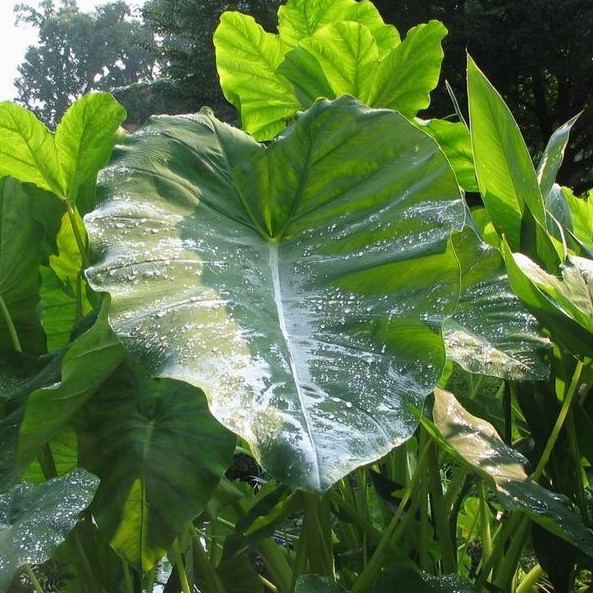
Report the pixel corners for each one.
[0,178,63,355]
[86,97,465,491]
[468,56,546,249]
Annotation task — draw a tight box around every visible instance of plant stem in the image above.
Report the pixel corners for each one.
[352,439,431,593]
[426,439,456,573]
[64,198,90,269]
[516,563,544,593]
[24,564,47,593]
[172,538,193,593]
[0,293,22,352]
[479,483,493,575]
[566,409,591,525]
[531,360,583,481]
[190,526,228,593]
[493,516,529,591]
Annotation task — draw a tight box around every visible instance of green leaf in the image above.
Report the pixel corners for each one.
[214,12,300,141]
[0,468,99,593]
[0,178,63,355]
[562,186,593,248]
[78,357,235,573]
[367,20,447,117]
[86,97,465,491]
[467,56,545,250]
[430,388,593,555]
[502,240,593,357]
[537,114,580,200]
[417,119,478,193]
[276,0,399,52]
[373,565,478,593]
[444,228,549,380]
[40,210,92,351]
[0,93,126,201]
[295,575,348,593]
[278,22,379,106]
[17,300,126,470]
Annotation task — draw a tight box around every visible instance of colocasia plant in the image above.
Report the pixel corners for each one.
[0,1,591,592]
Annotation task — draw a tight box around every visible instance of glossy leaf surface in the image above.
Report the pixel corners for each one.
[431,388,593,555]
[295,575,348,593]
[468,56,545,249]
[86,97,465,491]
[374,565,478,593]
[0,468,98,592]
[79,358,235,573]
[444,228,549,380]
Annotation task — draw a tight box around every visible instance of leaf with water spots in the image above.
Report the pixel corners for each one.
[86,96,466,492]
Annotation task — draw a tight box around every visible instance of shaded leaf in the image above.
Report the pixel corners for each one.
[86,97,465,491]
[373,564,478,592]
[295,575,348,593]
[0,178,63,355]
[78,357,235,573]
[444,228,549,380]
[17,301,126,470]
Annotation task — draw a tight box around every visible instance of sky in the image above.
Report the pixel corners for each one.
[0,0,145,102]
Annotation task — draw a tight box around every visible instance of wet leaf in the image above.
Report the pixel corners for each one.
[444,228,550,380]
[295,575,348,593]
[0,468,99,592]
[373,564,478,592]
[86,96,465,491]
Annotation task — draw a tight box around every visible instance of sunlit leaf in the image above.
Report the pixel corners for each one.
[430,388,593,555]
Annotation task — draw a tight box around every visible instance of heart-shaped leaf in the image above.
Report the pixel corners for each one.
[373,565,478,593]
[0,93,126,202]
[86,97,465,491]
[0,468,99,593]
[430,388,593,555]
[78,357,235,573]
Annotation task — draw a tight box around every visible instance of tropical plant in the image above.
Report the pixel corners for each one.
[0,0,592,592]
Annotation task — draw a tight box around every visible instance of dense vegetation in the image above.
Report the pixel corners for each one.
[1,0,593,592]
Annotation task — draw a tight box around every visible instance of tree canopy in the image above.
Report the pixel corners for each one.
[14,0,157,127]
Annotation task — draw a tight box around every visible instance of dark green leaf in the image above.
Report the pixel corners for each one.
[79,357,235,573]
[0,178,63,355]
[373,564,478,592]
[295,575,348,593]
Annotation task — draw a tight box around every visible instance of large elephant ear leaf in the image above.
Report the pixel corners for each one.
[277,0,399,52]
[86,96,465,492]
[0,469,98,593]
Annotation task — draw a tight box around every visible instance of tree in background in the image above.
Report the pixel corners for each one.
[374,0,593,192]
[141,0,281,114]
[14,0,157,127]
